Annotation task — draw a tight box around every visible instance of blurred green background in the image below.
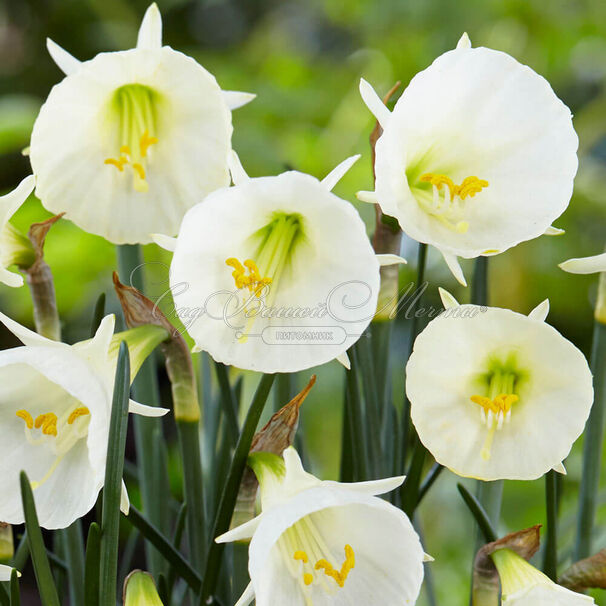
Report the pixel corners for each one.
[0,0,605,604]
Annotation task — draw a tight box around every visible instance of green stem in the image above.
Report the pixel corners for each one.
[117,244,169,577]
[59,521,85,606]
[26,259,61,341]
[200,374,275,604]
[543,470,558,580]
[345,352,369,481]
[574,319,606,560]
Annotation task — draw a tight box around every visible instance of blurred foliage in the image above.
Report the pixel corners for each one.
[0,0,605,604]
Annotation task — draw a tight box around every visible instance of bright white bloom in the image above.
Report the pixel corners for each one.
[30,3,254,244]
[406,295,593,480]
[358,33,578,285]
[217,447,426,606]
[0,565,17,582]
[560,252,606,274]
[0,175,36,287]
[492,548,595,605]
[162,154,398,374]
[0,312,167,529]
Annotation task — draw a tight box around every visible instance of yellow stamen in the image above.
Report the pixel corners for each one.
[34,413,58,437]
[294,550,309,564]
[303,573,313,586]
[140,131,158,157]
[420,173,489,200]
[104,157,128,172]
[68,407,91,425]
[132,163,146,180]
[120,145,131,155]
[314,545,356,588]
[225,257,272,297]
[15,409,34,429]
[471,393,519,416]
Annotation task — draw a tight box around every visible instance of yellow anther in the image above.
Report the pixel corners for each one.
[139,131,158,157]
[420,173,489,199]
[68,407,91,425]
[294,550,309,564]
[104,156,128,172]
[132,163,146,180]
[303,573,313,586]
[225,257,272,297]
[120,145,131,156]
[35,413,58,437]
[471,393,519,415]
[314,545,355,589]
[15,409,34,429]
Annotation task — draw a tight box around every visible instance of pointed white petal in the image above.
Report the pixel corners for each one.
[0,174,36,222]
[327,475,405,496]
[356,190,378,204]
[423,552,435,562]
[223,91,256,110]
[91,315,116,356]
[129,399,170,417]
[192,343,203,354]
[457,32,472,49]
[560,252,606,275]
[0,565,18,582]
[228,150,250,185]
[336,351,351,370]
[120,480,130,515]
[216,516,262,544]
[0,310,54,346]
[441,251,467,287]
[46,38,81,75]
[528,299,550,322]
[137,3,162,49]
[438,287,460,309]
[321,155,361,191]
[0,268,24,288]
[151,233,177,252]
[544,225,565,236]
[376,253,407,266]
[359,78,391,128]
[553,461,567,475]
[234,582,255,606]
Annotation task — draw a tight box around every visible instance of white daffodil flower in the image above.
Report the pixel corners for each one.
[358,33,578,286]
[216,447,426,606]
[29,3,254,244]
[560,252,606,274]
[406,295,593,480]
[0,312,168,529]
[0,175,36,287]
[492,548,595,605]
[162,154,392,374]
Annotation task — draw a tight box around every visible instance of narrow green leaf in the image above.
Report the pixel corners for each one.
[9,568,19,606]
[84,523,100,606]
[417,463,444,506]
[344,354,368,481]
[60,521,85,606]
[90,292,106,337]
[543,470,558,580]
[575,320,606,560]
[99,341,131,606]
[10,533,28,572]
[200,373,275,604]
[400,438,426,516]
[126,506,201,592]
[457,483,498,544]
[214,362,241,443]
[19,472,60,606]
[167,504,188,596]
[0,583,8,606]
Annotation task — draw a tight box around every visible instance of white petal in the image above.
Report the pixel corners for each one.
[359,78,391,128]
[90,315,116,357]
[559,252,606,275]
[137,3,162,49]
[376,253,407,266]
[528,299,550,322]
[234,582,255,606]
[323,475,405,496]
[544,225,565,236]
[228,150,250,185]
[191,343,202,354]
[440,251,467,287]
[223,91,256,110]
[552,461,567,475]
[0,310,55,346]
[216,515,262,544]
[0,175,36,224]
[0,565,19,582]
[423,552,435,562]
[120,480,130,515]
[129,399,169,417]
[151,233,178,252]
[0,268,24,288]
[336,351,351,369]
[457,32,472,49]
[438,287,460,309]
[320,154,360,191]
[46,38,81,75]
[356,190,379,204]
[506,582,595,604]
